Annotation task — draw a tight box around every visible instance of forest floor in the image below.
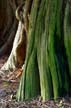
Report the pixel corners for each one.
[0,56,71,108]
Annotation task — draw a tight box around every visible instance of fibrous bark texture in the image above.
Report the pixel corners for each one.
[1,0,27,70]
[16,0,71,101]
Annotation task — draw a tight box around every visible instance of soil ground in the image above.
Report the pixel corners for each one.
[0,56,71,108]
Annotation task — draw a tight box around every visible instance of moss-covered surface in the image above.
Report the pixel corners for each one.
[17,0,71,101]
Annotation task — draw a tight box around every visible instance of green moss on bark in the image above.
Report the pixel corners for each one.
[16,0,70,101]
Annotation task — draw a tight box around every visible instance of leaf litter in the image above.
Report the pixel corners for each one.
[0,56,71,108]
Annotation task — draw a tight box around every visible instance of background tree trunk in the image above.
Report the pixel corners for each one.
[0,0,18,56]
[1,21,26,70]
[1,0,27,70]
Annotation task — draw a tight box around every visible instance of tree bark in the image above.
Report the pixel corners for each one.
[0,0,18,56]
[16,0,71,101]
[1,21,26,70]
[1,0,71,102]
[1,0,28,70]
[64,1,71,77]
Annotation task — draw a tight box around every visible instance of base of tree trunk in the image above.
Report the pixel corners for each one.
[16,0,71,101]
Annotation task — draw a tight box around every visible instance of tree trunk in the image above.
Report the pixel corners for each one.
[1,21,26,70]
[0,0,18,56]
[16,0,71,101]
[1,0,71,102]
[64,1,71,77]
[1,0,27,70]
